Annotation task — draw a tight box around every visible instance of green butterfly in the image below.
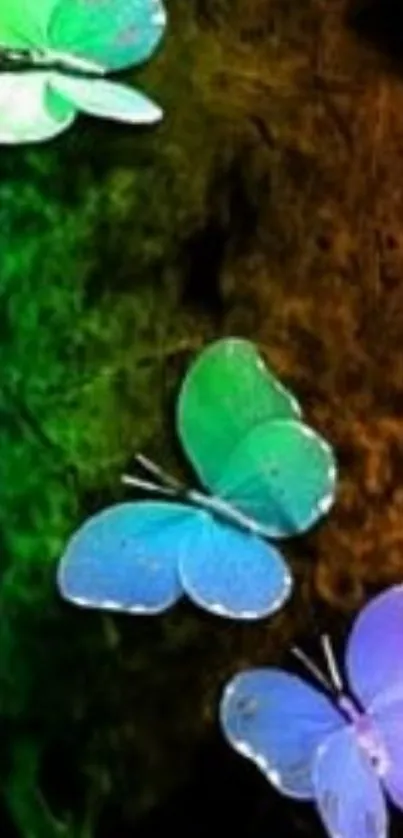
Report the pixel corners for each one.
[0,0,167,143]
[58,338,337,621]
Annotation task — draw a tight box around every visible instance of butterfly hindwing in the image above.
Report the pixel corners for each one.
[368,686,403,809]
[50,72,162,124]
[313,725,387,838]
[214,418,336,538]
[220,669,343,798]
[345,586,403,811]
[48,0,167,70]
[0,72,75,143]
[178,517,292,619]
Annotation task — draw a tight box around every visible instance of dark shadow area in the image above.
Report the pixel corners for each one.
[347,0,403,71]
[96,734,311,838]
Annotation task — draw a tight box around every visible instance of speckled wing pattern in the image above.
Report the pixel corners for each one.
[178,338,337,537]
[58,497,292,621]
[48,0,167,70]
[220,669,343,798]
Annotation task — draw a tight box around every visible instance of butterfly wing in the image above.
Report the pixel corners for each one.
[313,725,387,838]
[178,338,336,537]
[178,338,302,491]
[346,585,403,708]
[0,0,58,49]
[48,0,167,71]
[57,501,199,614]
[0,72,75,143]
[365,687,403,810]
[220,669,343,798]
[343,586,403,816]
[213,418,336,538]
[50,73,162,124]
[178,517,292,619]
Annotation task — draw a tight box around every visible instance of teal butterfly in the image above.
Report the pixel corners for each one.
[0,0,167,143]
[58,338,337,621]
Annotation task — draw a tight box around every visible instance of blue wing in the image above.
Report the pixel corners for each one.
[313,726,387,838]
[178,518,292,619]
[57,501,199,615]
[220,669,344,798]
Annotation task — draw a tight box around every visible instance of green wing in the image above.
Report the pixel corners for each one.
[214,419,337,537]
[177,338,302,490]
[0,72,75,144]
[0,0,58,49]
[48,0,167,71]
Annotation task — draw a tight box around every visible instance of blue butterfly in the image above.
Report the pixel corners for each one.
[220,586,403,838]
[57,338,337,620]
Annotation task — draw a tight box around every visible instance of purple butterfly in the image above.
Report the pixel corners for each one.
[220,585,403,838]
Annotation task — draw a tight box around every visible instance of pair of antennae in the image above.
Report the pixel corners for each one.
[122,453,183,497]
[292,635,343,695]
[122,454,264,534]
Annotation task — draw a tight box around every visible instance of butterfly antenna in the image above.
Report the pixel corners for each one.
[121,474,177,497]
[320,634,343,694]
[291,646,333,693]
[134,454,183,492]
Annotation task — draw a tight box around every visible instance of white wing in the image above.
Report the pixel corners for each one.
[49,72,163,125]
[0,72,75,144]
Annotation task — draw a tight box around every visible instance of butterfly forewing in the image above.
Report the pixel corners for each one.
[0,0,58,50]
[178,337,302,493]
[57,501,196,614]
[220,669,343,798]
[48,0,167,71]
[346,585,403,708]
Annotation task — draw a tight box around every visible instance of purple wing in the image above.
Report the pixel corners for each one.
[368,686,403,810]
[220,669,343,799]
[313,725,387,838]
[346,585,403,707]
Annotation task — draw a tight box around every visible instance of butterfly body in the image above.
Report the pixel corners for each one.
[326,694,389,780]
[0,0,167,142]
[58,338,337,620]
[0,45,105,74]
